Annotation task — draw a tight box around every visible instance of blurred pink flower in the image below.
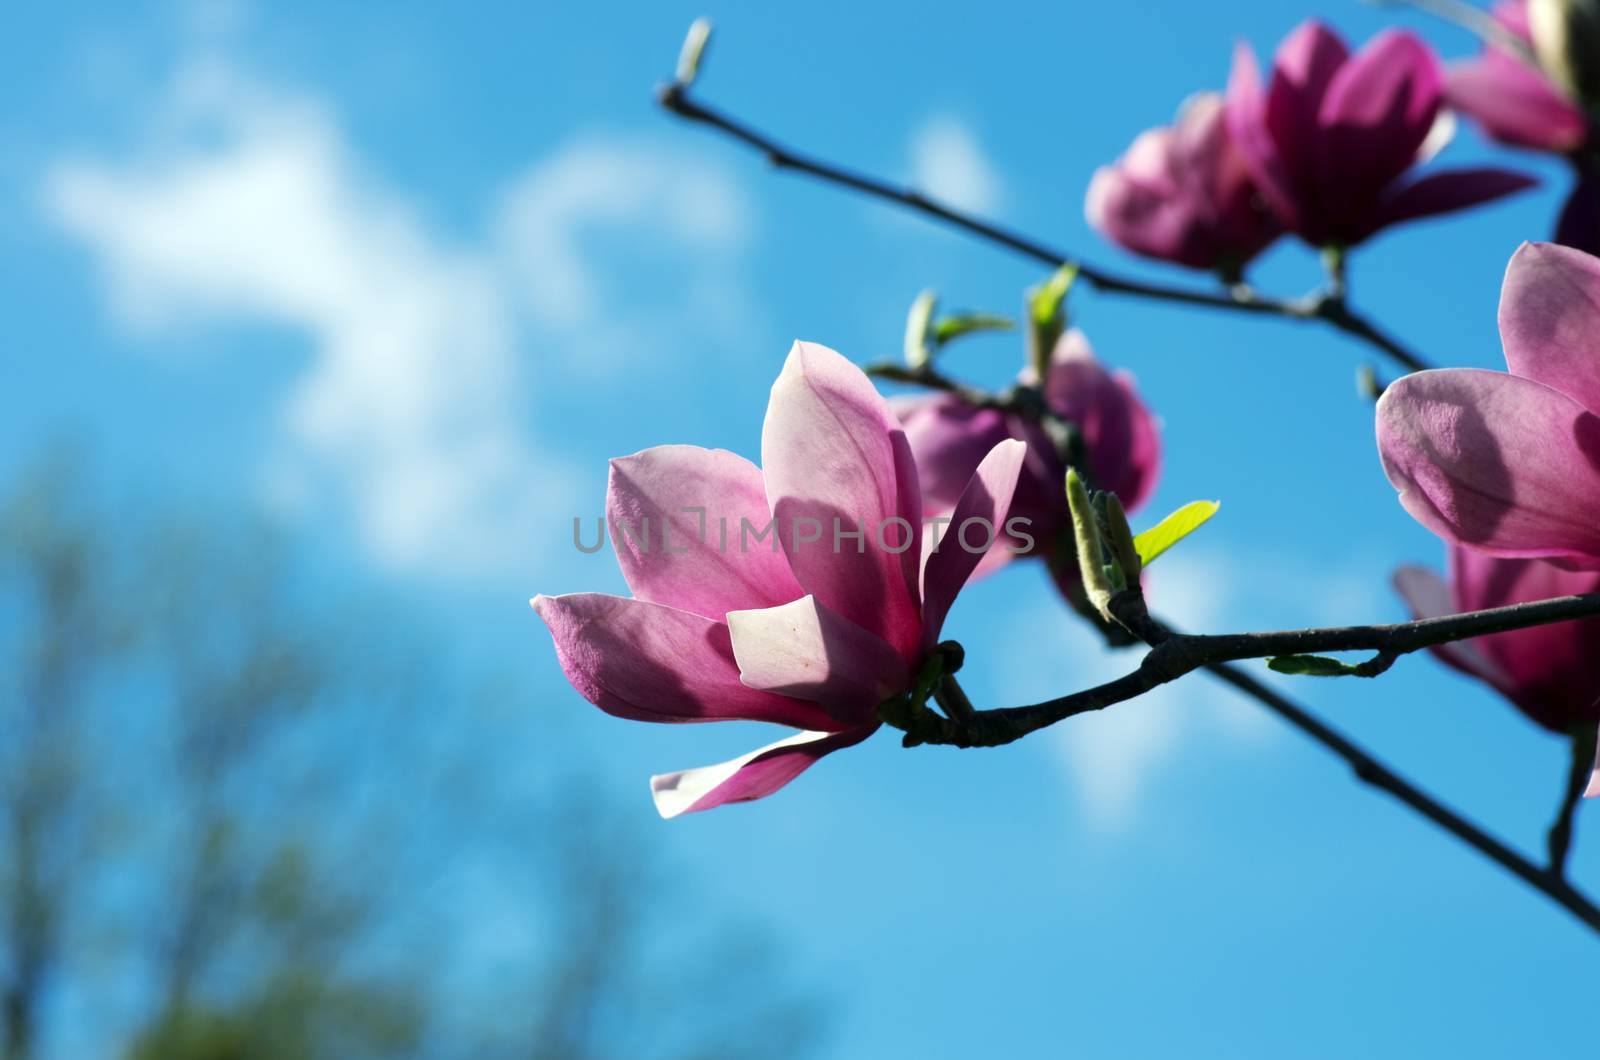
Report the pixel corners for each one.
[1086,92,1282,275]
[894,330,1160,597]
[533,341,1025,816]
[1446,1,1590,153]
[1376,242,1600,569]
[1226,20,1536,246]
[1395,547,1600,734]
[1446,1,1599,254]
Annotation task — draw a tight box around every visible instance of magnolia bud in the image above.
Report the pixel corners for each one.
[1530,0,1600,114]
[1066,469,1115,620]
[675,18,714,86]
[903,289,937,369]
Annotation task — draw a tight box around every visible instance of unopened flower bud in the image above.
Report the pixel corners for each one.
[1531,0,1600,114]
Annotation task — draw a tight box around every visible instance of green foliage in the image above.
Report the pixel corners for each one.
[1267,655,1368,678]
[1028,264,1079,328]
[904,289,1014,369]
[1133,500,1220,567]
[932,312,1014,344]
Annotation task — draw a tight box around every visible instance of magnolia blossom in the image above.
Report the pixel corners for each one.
[1086,92,1281,274]
[893,330,1160,596]
[1395,547,1600,737]
[1447,1,1590,152]
[1226,20,1536,246]
[1376,242,1600,567]
[1377,242,1600,799]
[533,341,1025,816]
[1446,1,1599,254]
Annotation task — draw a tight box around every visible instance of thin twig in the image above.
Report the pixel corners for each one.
[1549,725,1599,877]
[1201,661,1600,935]
[882,589,1600,749]
[880,591,1600,934]
[657,81,1431,373]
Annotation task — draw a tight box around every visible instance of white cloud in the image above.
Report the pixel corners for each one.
[909,115,1003,215]
[494,137,756,381]
[497,138,748,329]
[44,56,755,580]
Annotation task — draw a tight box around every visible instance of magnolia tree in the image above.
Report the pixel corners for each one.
[533,2,1600,935]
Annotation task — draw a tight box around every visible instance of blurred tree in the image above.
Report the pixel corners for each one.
[0,453,827,1059]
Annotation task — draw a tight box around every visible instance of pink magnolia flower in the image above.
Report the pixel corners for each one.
[1446,1,1590,154]
[1086,92,1282,275]
[894,330,1160,595]
[533,341,1025,817]
[1446,1,1599,254]
[1394,546,1600,734]
[1226,20,1537,246]
[1376,241,1600,569]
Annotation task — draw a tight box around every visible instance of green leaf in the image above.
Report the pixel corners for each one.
[903,289,938,368]
[1132,500,1219,567]
[933,313,1014,345]
[1268,655,1367,678]
[1029,264,1079,327]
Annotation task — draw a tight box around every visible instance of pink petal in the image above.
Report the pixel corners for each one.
[1043,331,1163,512]
[1086,161,1219,269]
[1499,242,1600,415]
[1447,546,1600,731]
[1364,168,1537,240]
[650,725,878,817]
[1376,368,1600,565]
[896,393,1014,516]
[1587,732,1600,798]
[762,341,924,658]
[1446,53,1588,152]
[1227,41,1302,231]
[531,593,841,731]
[608,445,804,621]
[726,594,908,721]
[1392,563,1513,687]
[1315,31,1444,236]
[1262,22,1353,226]
[1175,92,1282,263]
[921,438,1027,644]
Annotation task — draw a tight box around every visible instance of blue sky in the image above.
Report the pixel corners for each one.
[4,0,1595,1055]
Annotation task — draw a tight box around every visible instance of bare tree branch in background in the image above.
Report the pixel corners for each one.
[0,451,829,1060]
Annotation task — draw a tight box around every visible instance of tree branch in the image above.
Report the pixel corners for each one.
[1201,660,1600,935]
[657,80,1431,373]
[1549,725,1598,877]
[883,589,1600,749]
[879,590,1600,934]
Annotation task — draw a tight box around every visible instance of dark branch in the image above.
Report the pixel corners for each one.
[1549,725,1598,877]
[881,589,1600,934]
[884,589,1600,749]
[1201,661,1600,935]
[657,81,1431,373]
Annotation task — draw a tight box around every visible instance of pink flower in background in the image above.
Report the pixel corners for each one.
[1086,92,1282,275]
[1376,242,1600,569]
[1226,20,1536,246]
[533,341,1025,816]
[894,330,1160,597]
[1445,1,1599,254]
[1446,1,1589,153]
[1394,547,1600,734]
